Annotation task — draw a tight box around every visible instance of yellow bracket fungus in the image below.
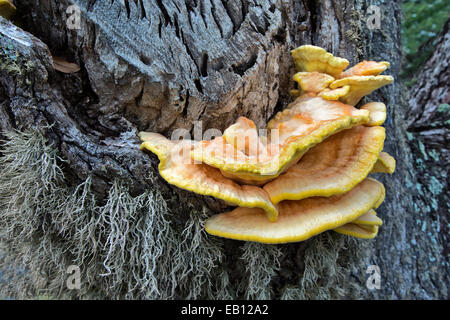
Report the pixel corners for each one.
[361,102,387,126]
[291,46,393,106]
[334,209,381,238]
[334,223,379,239]
[330,75,394,106]
[191,95,369,185]
[371,151,396,174]
[138,44,395,242]
[352,209,383,226]
[263,125,385,204]
[291,45,350,78]
[289,89,301,98]
[293,72,335,93]
[139,132,278,222]
[318,85,350,100]
[339,60,390,78]
[222,117,267,158]
[0,0,15,20]
[205,178,385,244]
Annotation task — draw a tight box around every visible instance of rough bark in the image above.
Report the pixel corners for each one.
[0,0,447,299]
[402,18,450,298]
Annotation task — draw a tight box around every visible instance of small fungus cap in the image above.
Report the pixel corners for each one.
[318,86,350,100]
[291,45,350,78]
[360,102,387,126]
[263,125,386,204]
[339,60,390,78]
[191,95,369,185]
[334,222,379,239]
[334,209,382,238]
[330,75,394,106]
[351,209,383,226]
[0,0,16,20]
[371,151,396,174]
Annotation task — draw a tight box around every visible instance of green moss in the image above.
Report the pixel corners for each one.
[1,37,35,87]
[1,39,21,75]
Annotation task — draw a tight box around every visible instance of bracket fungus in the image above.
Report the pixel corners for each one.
[352,209,383,226]
[291,46,393,106]
[0,0,15,20]
[338,61,390,78]
[318,85,350,101]
[360,102,387,126]
[138,44,396,244]
[333,209,382,239]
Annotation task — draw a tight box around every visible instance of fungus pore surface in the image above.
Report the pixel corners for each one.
[205,178,385,244]
[290,45,350,78]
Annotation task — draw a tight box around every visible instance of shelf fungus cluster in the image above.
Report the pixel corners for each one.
[139,45,396,244]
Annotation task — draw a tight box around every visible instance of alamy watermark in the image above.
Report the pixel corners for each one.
[66,265,81,290]
[366,265,381,290]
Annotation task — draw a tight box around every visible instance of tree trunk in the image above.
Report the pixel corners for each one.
[0,0,447,299]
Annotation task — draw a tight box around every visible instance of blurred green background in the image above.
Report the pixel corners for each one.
[401,0,449,86]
